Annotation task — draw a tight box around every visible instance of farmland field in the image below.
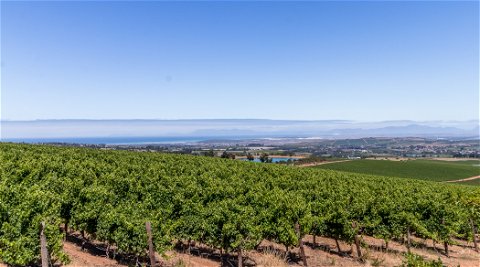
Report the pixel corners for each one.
[0,143,479,266]
[313,159,480,183]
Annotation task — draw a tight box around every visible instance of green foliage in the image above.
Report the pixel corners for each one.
[400,253,443,267]
[0,174,68,265]
[221,151,236,159]
[259,153,272,163]
[0,143,478,265]
[314,159,480,182]
[203,149,215,157]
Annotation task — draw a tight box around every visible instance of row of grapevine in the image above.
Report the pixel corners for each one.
[0,143,478,265]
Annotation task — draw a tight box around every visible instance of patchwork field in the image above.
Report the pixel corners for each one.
[312,159,480,183]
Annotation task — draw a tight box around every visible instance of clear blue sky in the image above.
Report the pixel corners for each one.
[1,1,478,121]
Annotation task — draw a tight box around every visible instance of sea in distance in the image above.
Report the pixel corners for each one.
[1,136,288,145]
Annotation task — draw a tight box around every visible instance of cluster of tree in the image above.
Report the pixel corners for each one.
[221,151,236,159]
[292,155,327,165]
[0,143,478,266]
[259,153,272,163]
[452,153,480,158]
[202,149,216,157]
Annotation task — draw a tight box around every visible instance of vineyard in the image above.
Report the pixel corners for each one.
[0,143,479,266]
[313,159,480,183]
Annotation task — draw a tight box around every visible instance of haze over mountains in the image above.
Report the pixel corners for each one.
[1,119,478,143]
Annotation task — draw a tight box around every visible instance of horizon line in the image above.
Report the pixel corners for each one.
[1,118,479,123]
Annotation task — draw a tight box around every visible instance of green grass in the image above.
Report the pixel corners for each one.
[313,159,480,183]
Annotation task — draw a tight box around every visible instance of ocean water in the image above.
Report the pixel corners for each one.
[1,135,306,145]
[1,136,213,145]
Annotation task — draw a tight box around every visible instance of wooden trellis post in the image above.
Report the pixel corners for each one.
[406,227,411,253]
[145,222,156,267]
[471,218,478,252]
[40,222,50,267]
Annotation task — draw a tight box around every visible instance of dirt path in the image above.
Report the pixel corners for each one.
[297,160,350,167]
[64,242,126,267]
[430,157,480,162]
[444,175,480,183]
[3,233,479,267]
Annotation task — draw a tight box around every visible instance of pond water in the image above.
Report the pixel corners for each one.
[239,157,301,163]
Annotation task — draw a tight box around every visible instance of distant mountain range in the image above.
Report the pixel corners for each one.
[1,119,479,142]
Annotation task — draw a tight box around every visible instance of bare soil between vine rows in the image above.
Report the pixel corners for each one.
[60,236,480,266]
[1,234,478,267]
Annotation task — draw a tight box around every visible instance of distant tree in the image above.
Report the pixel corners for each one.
[221,151,236,160]
[246,153,255,161]
[259,153,270,163]
[204,149,215,157]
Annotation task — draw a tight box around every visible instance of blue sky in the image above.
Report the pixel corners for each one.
[1,1,478,121]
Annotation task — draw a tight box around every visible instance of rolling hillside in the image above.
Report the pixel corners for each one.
[313,159,480,183]
[1,143,479,266]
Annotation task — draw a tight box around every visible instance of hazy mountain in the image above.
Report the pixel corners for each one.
[327,124,479,138]
[1,119,478,141]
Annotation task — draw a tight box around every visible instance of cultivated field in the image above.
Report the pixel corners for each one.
[1,143,479,267]
[313,159,480,183]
